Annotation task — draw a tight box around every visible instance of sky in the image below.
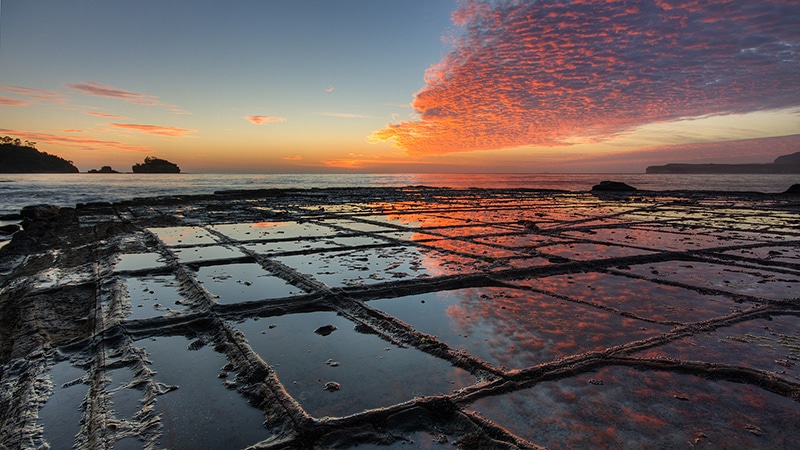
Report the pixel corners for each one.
[1,0,799,174]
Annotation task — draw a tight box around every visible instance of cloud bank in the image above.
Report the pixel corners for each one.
[374,0,800,154]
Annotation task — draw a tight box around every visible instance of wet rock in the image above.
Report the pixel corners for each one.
[314,325,337,336]
[0,224,20,235]
[20,204,61,221]
[324,381,341,392]
[591,180,637,192]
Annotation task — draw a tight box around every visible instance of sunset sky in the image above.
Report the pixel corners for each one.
[1,0,798,173]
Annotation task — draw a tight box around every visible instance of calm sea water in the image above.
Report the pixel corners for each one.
[1,173,798,217]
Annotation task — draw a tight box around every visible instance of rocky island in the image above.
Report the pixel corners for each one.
[646,151,800,174]
[0,137,79,173]
[132,156,181,173]
[87,166,120,174]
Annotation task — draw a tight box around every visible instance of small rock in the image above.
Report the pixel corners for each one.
[323,381,341,392]
[587,378,604,385]
[325,359,340,367]
[314,325,337,336]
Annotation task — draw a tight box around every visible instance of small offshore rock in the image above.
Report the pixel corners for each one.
[591,181,637,192]
[325,359,339,367]
[323,381,341,392]
[314,325,337,336]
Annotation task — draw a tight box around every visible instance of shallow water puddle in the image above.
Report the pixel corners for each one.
[370,288,669,370]
[114,252,166,272]
[139,335,273,448]
[560,227,746,252]
[195,263,304,303]
[536,242,655,261]
[469,365,800,449]
[147,226,220,246]
[234,311,474,418]
[106,367,142,421]
[513,272,742,323]
[635,315,800,383]
[276,247,435,287]
[629,261,800,300]
[723,245,800,264]
[320,219,397,233]
[39,360,87,449]
[124,274,186,320]
[172,245,245,263]
[243,238,340,255]
[210,221,338,241]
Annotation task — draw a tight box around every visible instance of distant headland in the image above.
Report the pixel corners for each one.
[646,152,800,174]
[0,137,79,173]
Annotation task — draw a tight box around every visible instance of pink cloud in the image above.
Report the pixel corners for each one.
[66,81,190,114]
[0,85,67,105]
[0,96,28,106]
[86,111,126,119]
[374,0,800,154]
[244,115,287,124]
[0,129,152,153]
[110,123,196,137]
[325,85,335,93]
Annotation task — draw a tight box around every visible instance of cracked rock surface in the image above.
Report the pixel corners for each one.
[1,186,799,449]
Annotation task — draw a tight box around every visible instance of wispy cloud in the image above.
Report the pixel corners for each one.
[282,155,303,161]
[86,111,126,119]
[374,0,800,154]
[0,96,28,106]
[0,129,152,152]
[244,115,287,124]
[66,81,190,114]
[0,85,67,105]
[325,85,335,93]
[110,123,196,137]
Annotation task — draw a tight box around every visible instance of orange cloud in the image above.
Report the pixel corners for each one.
[110,123,196,137]
[0,129,152,153]
[375,0,800,154]
[0,85,67,105]
[282,155,303,161]
[86,111,126,119]
[67,81,189,114]
[244,115,287,124]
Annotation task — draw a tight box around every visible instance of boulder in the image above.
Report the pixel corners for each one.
[20,204,61,221]
[591,181,637,192]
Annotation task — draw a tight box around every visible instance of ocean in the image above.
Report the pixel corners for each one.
[1,172,798,218]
